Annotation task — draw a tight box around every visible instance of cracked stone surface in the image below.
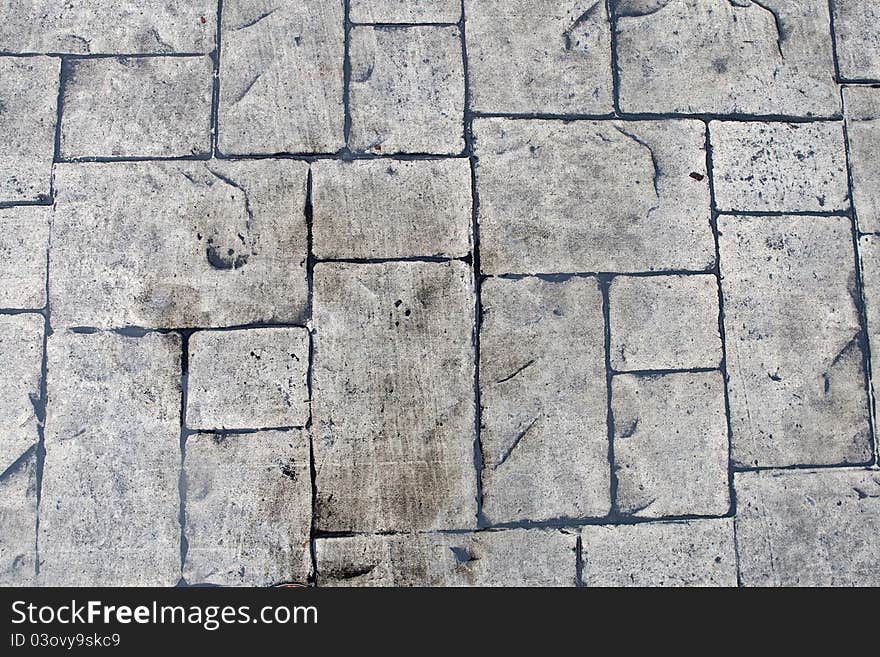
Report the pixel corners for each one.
[0,314,43,474]
[0,453,37,586]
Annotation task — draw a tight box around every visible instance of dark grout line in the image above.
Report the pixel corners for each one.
[351,21,460,29]
[733,461,877,474]
[66,322,309,335]
[0,308,46,316]
[717,209,851,218]
[304,166,320,586]
[827,0,843,83]
[474,111,616,121]
[52,58,66,165]
[0,51,210,59]
[491,268,715,281]
[474,111,844,124]
[0,199,54,209]
[342,0,353,151]
[56,154,212,164]
[611,366,721,377]
[210,0,223,157]
[0,443,39,484]
[219,150,469,161]
[731,512,744,587]
[315,255,469,265]
[575,533,584,587]
[176,329,192,585]
[32,227,52,581]
[607,0,621,116]
[837,78,880,86]
[599,275,618,519]
[188,425,306,436]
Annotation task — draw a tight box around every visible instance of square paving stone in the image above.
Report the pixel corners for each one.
[60,56,213,159]
[473,118,713,274]
[316,529,576,586]
[0,206,49,309]
[711,121,849,213]
[0,452,37,586]
[719,214,871,468]
[0,1,216,54]
[480,276,609,523]
[612,371,730,518]
[609,274,722,371]
[351,0,461,23]
[312,261,476,532]
[310,158,472,259]
[832,1,880,81]
[184,430,312,586]
[51,160,309,329]
[187,328,310,431]
[219,0,344,155]
[0,314,43,474]
[844,87,880,233]
[615,0,839,117]
[581,519,737,587]
[736,469,880,586]
[349,25,465,154]
[0,56,58,202]
[39,331,181,586]
[464,0,612,114]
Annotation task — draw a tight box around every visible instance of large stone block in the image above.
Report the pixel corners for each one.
[844,87,880,233]
[0,207,49,309]
[0,453,37,586]
[0,314,43,473]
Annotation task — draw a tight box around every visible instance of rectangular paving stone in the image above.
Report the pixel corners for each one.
[351,0,461,23]
[316,529,576,586]
[736,469,880,586]
[464,0,612,114]
[0,314,43,474]
[39,331,180,586]
[609,274,722,371]
[60,56,213,159]
[473,118,713,273]
[312,261,476,532]
[349,25,465,154]
[0,206,49,309]
[480,276,609,523]
[0,56,58,202]
[581,519,737,587]
[612,371,730,518]
[311,158,472,259]
[719,214,871,468]
[184,430,312,586]
[187,328,310,431]
[832,1,880,80]
[0,1,216,54]
[711,121,849,213]
[858,235,880,440]
[219,0,344,155]
[0,453,37,586]
[616,0,839,116]
[844,87,880,233]
[51,160,308,329]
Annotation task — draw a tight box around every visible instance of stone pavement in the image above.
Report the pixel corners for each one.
[1,1,879,587]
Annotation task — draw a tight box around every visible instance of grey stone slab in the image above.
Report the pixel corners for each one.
[833,0,880,80]
[312,261,476,532]
[464,0,612,114]
[316,529,576,586]
[616,0,839,117]
[0,314,43,474]
[184,430,312,586]
[612,371,730,518]
[858,235,880,441]
[844,87,880,233]
[51,160,308,329]
[0,56,58,202]
[310,158,472,259]
[480,277,609,523]
[736,469,880,586]
[60,56,213,159]
[219,0,344,155]
[349,25,465,154]
[351,0,461,23]
[0,452,37,586]
[39,331,180,586]
[719,214,871,468]
[0,206,49,309]
[473,118,714,274]
[711,121,850,213]
[187,328,310,430]
[0,1,216,54]
[581,519,737,586]
[609,274,722,371]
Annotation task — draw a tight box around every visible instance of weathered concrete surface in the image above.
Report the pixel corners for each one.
[316,529,577,586]
[311,158,472,259]
[219,0,344,155]
[51,160,309,329]
[609,274,722,371]
[736,469,880,586]
[832,1,880,81]
[39,331,180,586]
[187,327,310,430]
[312,261,476,532]
[351,0,461,23]
[60,56,213,159]
[0,56,58,202]
[581,519,738,587]
[616,0,840,117]
[0,206,49,309]
[349,25,465,154]
[844,87,880,233]
[858,235,880,436]
[464,0,612,114]
[719,214,871,468]
[0,453,37,586]
[480,276,609,523]
[473,118,713,273]
[184,430,312,586]
[613,371,730,518]
[0,314,43,474]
